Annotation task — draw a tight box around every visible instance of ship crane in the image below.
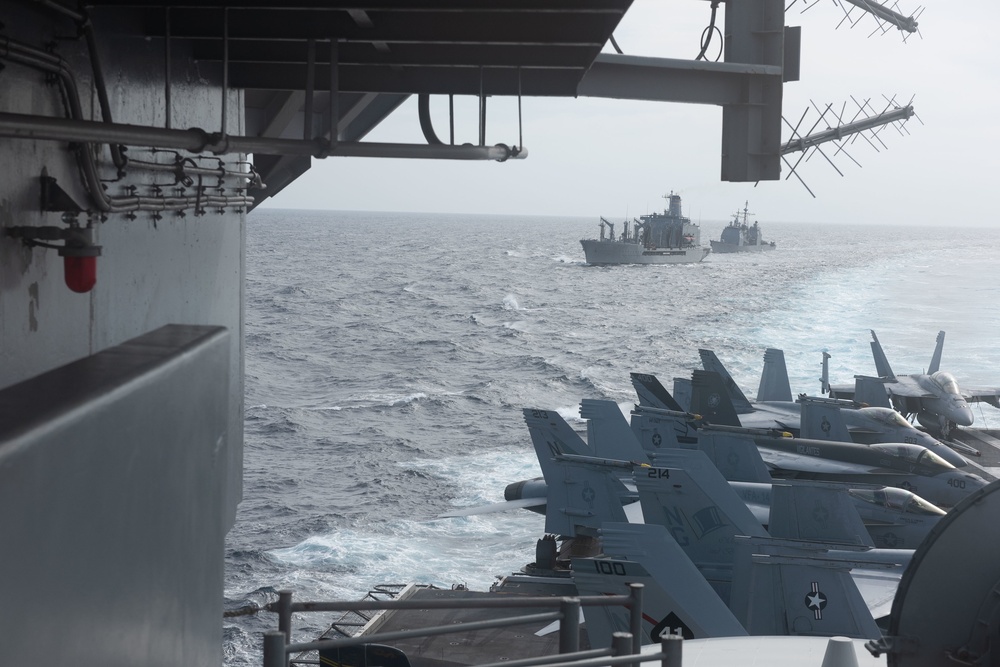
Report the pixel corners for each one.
[598,217,616,242]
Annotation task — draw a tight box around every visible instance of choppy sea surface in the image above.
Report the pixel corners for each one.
[224,209,1000,664]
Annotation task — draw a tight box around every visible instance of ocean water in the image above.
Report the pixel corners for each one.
[224,209,1000,664]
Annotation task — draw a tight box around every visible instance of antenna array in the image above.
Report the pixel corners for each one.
[790,0,924,41]
[779,96,922,197]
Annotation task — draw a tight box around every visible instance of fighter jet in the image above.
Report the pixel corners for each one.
[828,331,1000,438]
[693,349,968,466]
[566,448,906,638]
[491,403,946,550]
[685,370,989,508]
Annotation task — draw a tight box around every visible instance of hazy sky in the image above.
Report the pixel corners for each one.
[260,1,1000,227]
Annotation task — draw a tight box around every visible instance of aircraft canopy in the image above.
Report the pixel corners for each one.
[862,407,911,428]
[870,443,955,471]
[849,487,946,516]
[931,371,961,395]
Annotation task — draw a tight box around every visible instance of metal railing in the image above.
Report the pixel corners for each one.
[260,584,685,667]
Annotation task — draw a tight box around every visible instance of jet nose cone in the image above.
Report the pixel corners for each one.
[932,444,969,468]
[955,406,975,427]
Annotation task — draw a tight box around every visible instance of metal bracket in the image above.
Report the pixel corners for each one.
[40,171,84,213]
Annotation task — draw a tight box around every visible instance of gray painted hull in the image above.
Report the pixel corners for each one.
[581,239,711,265]
[710,241,777,253]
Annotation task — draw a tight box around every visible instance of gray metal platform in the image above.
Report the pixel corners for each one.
[354,578,587,667]
[951,428,1000,480]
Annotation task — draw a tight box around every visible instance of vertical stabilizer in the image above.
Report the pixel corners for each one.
[799,400,854,443]
[522,408,591,481]
[690,370,744,427]
[820,351,831,395]
[630,410,695,453]
[928,331,945,374]
[523,448,630,538]
[672,377,693,412]
[699,349,755,412]
[853,376,892,408]
[870,331,896,379]
[581,399,648,462]
[730,536,882,638]
[571,523,747,645]
[767,483,875,547]
[542,457,631,537]
[634,450,767,600]
[689,431,773,483]
[630,372,684,411]
[757,348,793,402]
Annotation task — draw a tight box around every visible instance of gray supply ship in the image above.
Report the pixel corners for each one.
[710,201,776,252]
[581,192,711,265]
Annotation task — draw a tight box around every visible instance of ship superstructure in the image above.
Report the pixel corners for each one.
[710,202,776,253]
[581,192,711,265]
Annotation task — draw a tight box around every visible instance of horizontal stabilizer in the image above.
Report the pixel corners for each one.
[437,496,546,518]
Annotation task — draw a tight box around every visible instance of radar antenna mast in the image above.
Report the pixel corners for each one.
[779,96,920,197]
[791,0,924,41]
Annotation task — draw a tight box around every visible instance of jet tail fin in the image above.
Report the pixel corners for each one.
[928,330,945,374]
[521,411,631,537]
[630,372,684,412]
[757,348,793,402]
[870,330,896,379]
[767,482,875,547]
[729,536,882,638]
[629,408,696,453]
[581,399,648,462]
[699,349,754,413]
[571,523,747,645]
[799,399,854,443]
[691,431,772,483]
[690,370,743,427]
[853,376,892,408]
[635,449,767,601]
[523,408,590,477]
[672,377,693,413]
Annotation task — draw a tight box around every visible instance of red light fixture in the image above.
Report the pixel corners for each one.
[61,254,99,293]
[5,222,102,293]
[58,225,101,293]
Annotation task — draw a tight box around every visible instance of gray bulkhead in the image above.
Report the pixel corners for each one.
[1,7,244,666]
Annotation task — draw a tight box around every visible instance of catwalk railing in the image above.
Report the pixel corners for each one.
[259,584,688,667]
